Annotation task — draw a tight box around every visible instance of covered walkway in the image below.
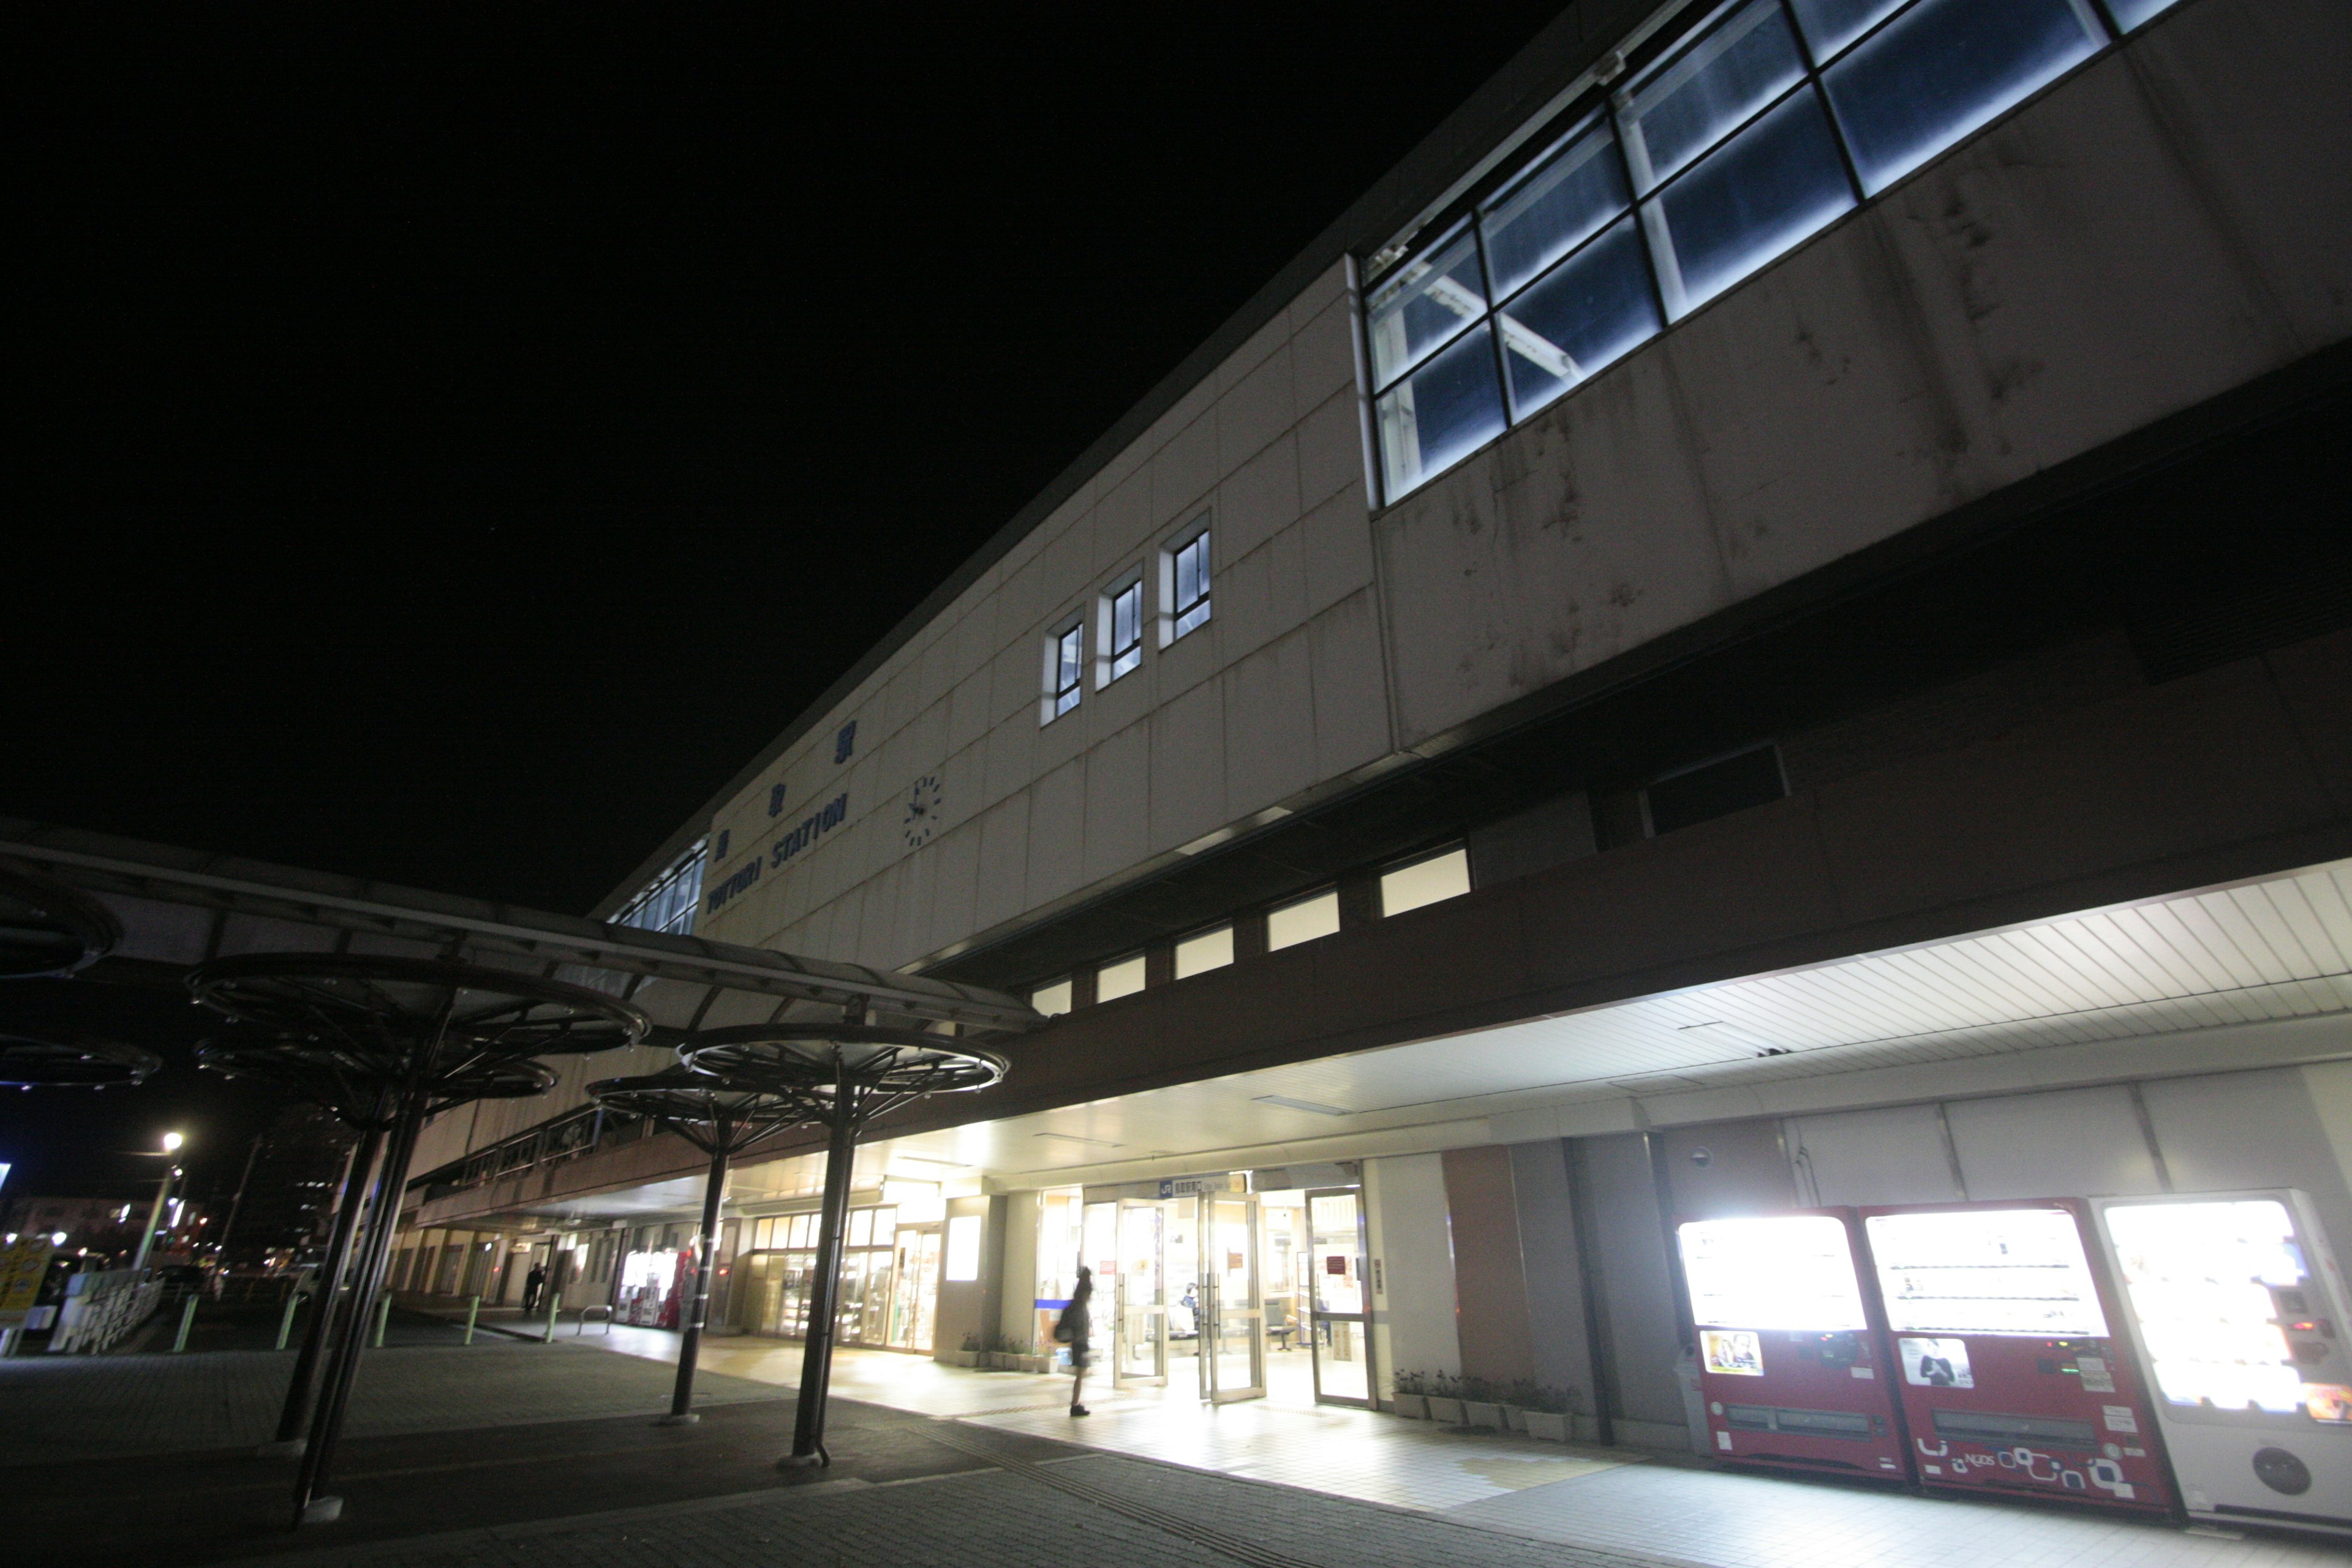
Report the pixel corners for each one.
[586,1327,2337,1568]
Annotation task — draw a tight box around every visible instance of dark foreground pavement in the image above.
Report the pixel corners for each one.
[1,1343,1677,1568]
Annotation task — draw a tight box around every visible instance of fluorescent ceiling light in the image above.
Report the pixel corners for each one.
[1254,1094,1352,1117]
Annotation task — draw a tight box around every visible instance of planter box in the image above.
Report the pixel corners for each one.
[1463,1400,1507,1429]
[1391,1393,1429,1420]
[1425,1396,1466,1424]
[1521,1411,1572,1442]
[939,1350,980,1368]
[1023,1355,1054,1374]
[1501,1404,1528,1433]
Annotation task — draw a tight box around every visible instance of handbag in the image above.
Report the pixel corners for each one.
[1052,1318,1074,1343]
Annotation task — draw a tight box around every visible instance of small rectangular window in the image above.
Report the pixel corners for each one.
[1643,744,1786,835]
[1379,848,1471,918]
[1266,889,1341,952]
[1103,578,1144,683]
[1097,953,1147,1001]
[1046,622,1084,722]
[1170,530,1212,640]
[1174,925,1234,979]
[1031,979,1074,1017]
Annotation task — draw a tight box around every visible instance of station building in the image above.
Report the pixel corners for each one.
[393,0,2352,1523]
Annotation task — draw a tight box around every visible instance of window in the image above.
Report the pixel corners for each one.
[1365,0,2164,499]
[1643,744,1786,835]
[1096,953,1147,1002]
[1166,527,1212,643]
[944,1214,983,1282]
[1101,577,1144,684]
[1379,847,1471,917]
[1174,925,1234,979]
[1044,620,1084,722]
[1031,979,1074,1017]
[1266,889,1341,952]
[614,840,706,937]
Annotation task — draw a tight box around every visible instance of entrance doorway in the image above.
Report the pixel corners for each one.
[1101,1187,1280,1404]
[1305,1189,1374,1406]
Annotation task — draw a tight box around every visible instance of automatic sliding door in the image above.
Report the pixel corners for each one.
[1203,1193,1265,1403]
[1114,1200,1167,1387]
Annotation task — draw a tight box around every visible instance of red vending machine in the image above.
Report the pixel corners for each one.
[1861,1200,2169,1512]
[1676,1211,1910,1480]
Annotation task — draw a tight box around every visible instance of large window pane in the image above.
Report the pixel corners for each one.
[1480,117,1630,298]
[1823,0,2102,194]
[2105,0,2183,28]
[1364,225,1487,390]
[1374,322,1507,497]
[1642,86,1855,317]
[1619,0,1808,192]
[1497,217,1662,418]
[1786,0,1906,61]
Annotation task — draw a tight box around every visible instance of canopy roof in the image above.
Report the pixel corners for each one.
[0,818,1039,1038]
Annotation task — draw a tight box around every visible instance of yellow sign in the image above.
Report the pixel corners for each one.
[0,1237,54,1327]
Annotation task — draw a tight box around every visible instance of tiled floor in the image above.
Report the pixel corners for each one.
[594,1328,2352,1568]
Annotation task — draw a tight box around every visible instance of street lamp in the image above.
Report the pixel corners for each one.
[133,1131,186,1272]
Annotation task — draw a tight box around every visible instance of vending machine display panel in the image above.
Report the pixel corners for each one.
[1677,1212,1909,1481]
[2096,1191,2352,1535]
[1862,1202,2168,1512]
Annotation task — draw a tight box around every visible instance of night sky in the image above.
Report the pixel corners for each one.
[2,10,1567,1199]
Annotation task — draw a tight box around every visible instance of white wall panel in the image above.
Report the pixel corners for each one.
[1946,1086,2163,1201]
[2143,1067,2352,1263]
[1365,1152,1461,1395]
[1789,1104,1954,1207]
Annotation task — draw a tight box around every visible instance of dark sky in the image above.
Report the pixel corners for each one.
[2,9,1568,1197]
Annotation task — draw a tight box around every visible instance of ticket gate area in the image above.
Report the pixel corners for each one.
[1679,1212,1908,1480]
[1862,1201,2168,1513]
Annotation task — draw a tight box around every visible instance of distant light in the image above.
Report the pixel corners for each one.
[51,1231,67,1246]
[162,1132,184,1153]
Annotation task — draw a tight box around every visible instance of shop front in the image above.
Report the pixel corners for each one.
[730,1183,947,1353]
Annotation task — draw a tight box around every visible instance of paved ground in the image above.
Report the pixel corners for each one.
[0,1336,780,1460]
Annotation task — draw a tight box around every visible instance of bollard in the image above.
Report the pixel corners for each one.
[172,1295,199,1353]
[545,1291,560,1344]
[277,1292,303,1351]
[463,1294,481,1346]
[372,1295,392,1348]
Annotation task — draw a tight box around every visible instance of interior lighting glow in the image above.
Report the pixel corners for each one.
[1866,1207,2107,1336]
[2103,1199,2323,1417]
[161,1132,184,1152]
[1679,1214,1868,1330]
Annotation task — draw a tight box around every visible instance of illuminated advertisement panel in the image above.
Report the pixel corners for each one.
[1679,1215,1870,1332]
[1866,1207,2109,1338]
[2102,1199,2343,1420]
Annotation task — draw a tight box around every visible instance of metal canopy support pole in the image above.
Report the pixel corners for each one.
[291,1095,423,1526]
[783,1074,859,1468]
[661,1133,731,1425]
[260,1126,381,1458]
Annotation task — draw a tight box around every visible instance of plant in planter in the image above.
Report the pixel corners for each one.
[1457,1374,1508,1428]
[1504,1378,1578,1441]
[1389,1370,1431,1419]
[940,1330,983,1368]
[1424,1372,1468,1425]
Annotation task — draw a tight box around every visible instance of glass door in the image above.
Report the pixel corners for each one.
[1306,1189,1374,1407]
[1113,1200,1167,1387]
[1201,1193,1265,1403]
[887,1226,942,1351]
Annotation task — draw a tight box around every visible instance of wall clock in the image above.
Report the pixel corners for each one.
[903,774,941,848]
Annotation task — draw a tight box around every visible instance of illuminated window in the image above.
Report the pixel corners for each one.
[1174,925,1234,979]
[615,840,706,937]
[1166,528,1212,642]
[1101,578,1144,684]
[1097,953,1147,1001]
[1379,847,1471,917]
[1031,978,1074,1017]
[1266,889,1341,951]
[1044,621,1084,723]
[1367,0,2152,499]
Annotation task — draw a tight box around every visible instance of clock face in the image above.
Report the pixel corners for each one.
[903,774,941,848]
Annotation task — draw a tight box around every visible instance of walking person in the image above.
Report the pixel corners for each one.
[522,1262,547,1313]
[1057,1264,1094,1417]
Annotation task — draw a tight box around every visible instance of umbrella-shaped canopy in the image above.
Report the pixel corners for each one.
[0,858,123,978]
[587,1066,810,1154]
[682,1023,1006,1122]
[0,1033,160,1089]
[199,1036,556,1128]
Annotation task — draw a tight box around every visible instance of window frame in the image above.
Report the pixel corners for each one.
[1096,951,1148,1002]
[1377,844,1474,918]
[1265,887,1343,952]
[1097,571,1146,688]
[1041,616,1087,725]
[1159,521,1213,647]
[1359,0,2164,507]
[1173,924,1235,979]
